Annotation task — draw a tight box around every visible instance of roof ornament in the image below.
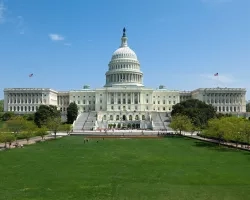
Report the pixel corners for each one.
[123,27,126,37]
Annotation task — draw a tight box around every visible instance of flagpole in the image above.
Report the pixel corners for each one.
[217,74,219,88]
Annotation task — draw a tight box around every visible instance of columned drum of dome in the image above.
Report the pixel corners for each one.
[105,28,144,87]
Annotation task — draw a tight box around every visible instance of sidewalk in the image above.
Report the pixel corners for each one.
[185,134,250,151]
[0,134,64,149]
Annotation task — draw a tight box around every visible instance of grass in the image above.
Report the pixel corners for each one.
[0,121,5,128]
[0,136,250,200]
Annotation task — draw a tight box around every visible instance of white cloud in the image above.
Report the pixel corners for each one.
[49,34,65,41]
[0,1,6,24]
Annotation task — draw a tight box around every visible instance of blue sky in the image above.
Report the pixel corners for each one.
[0,0,249,99]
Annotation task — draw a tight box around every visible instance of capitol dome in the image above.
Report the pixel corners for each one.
[111,47,138,60]
[105,28,144,87]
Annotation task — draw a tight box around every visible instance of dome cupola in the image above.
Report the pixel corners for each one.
[104,28,144,87]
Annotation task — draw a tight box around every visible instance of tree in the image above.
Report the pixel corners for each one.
[23,113,35,121]
[0,133,15,148]
[171,99,216,129]
[60,124,72,134]
[0,99,3,112]
[239,119,250,148]
[67,102,78,124]
[36,126,48,140]
[22,121,37,143]
[246,102,250,112]
[204,117,234,145]
[169,114,193,135]
[6,117,26,140]
[2,112,15,121]
[46,117,61,138]
[34,105,60,127]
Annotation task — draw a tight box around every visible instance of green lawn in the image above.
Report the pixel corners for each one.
[0,136,250,200]
[0,121,5,128]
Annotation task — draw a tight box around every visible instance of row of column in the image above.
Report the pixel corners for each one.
[216,106,240,112]
[107,73,142,84]
[57,96,69,106]
[205,97,242,104]
[8,105,38,112]
[107,92,140,105]
[7,93,46,104]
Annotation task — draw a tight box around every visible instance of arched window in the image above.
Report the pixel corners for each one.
[129,115,132,120]
[135,115,139,120]
[116,115,119,121]
[142,115,145,120]
[110,115,113,120]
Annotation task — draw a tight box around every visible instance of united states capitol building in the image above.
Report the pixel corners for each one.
[3,28,247,131]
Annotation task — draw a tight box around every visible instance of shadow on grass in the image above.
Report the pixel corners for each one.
[163,135,183,139]
[194,141,237,152]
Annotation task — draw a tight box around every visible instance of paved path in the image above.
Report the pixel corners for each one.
[185,134,250,151]
[0,134,65,149]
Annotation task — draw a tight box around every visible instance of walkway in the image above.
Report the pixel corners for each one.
[0,133,66,149]
[184,133,250,151]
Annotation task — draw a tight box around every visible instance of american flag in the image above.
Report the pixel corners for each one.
[214,73,218,76]
[29,73,33,77]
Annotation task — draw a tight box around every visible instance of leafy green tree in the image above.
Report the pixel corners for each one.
[239,119,250,148]
[36,126,48,140]
[34,105,60,127]
[169,114,193,135]
[46,117,61,138]
[60,124,72,134]
[204,118,224,144]
[246,102,250,112]
[216,113,232,119]
[0,99,3,112]
[6,117,26,140]
[22,121,37,143]
[2,112,15,121]
[23,114,35,121]
[67,102,78,124]
[0,133,15,148]
[171,99,216,129]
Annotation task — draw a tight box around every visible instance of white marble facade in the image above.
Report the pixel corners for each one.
[3,29,247,119]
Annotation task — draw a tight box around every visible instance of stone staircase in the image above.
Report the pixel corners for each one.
[158,112,173,131]
[73,112,97,131]
[83,112,97,130]
[151,112,171,131]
